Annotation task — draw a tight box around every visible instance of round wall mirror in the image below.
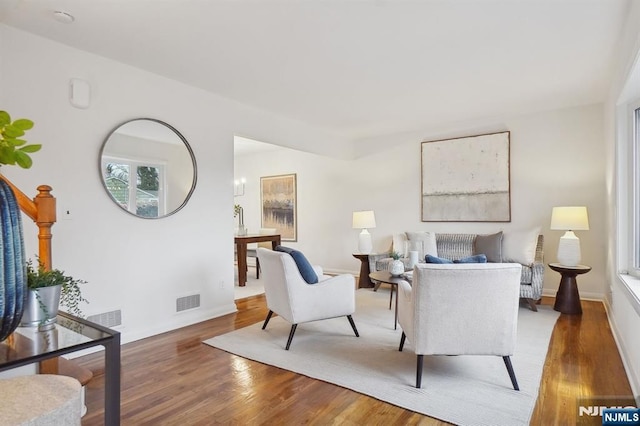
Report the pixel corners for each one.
[99,118,197,219]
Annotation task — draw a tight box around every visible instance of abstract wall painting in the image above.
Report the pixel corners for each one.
[261,173,297,241]
[421,131,511,222]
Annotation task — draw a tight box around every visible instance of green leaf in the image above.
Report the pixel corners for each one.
[14,150,32,168]
[0,147,14,165]
[13,119,34,130]
[0,111,10,126]
[0,111,39,168]
[0,154,16,165]
[19,144,41,153]
[3,124,25,138]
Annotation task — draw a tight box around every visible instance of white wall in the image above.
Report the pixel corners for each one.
[0,25,347,344]
[236,103,607,298]
[604,0,640,399]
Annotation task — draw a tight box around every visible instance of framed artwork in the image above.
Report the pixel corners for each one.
[261,173,297,241]
[421,131,510,222]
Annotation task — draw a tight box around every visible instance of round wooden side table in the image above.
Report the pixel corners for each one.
[369,271,408,329]
[352,253,375,288]
[548,263,591,314]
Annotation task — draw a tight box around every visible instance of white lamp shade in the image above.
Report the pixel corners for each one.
[550,206,589,231]
[352,211,376,229]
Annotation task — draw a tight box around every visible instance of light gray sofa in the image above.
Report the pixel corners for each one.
[369,231,544,311]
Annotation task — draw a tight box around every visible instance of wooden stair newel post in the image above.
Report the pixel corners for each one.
[0,177,56,271]
[34,185,56,271]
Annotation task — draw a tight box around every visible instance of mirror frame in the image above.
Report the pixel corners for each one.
[99,118,198,219]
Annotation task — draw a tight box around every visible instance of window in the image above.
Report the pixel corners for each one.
[634,106,640,276]
[615,99,640,309]
[102,157,165,218]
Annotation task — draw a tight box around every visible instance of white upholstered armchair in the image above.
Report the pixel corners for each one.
[257,248,359,350]
[398,263,522,389]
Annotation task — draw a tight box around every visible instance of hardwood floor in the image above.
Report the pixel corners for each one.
[76,293,634,425]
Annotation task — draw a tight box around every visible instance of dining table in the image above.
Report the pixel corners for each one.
[235,233,281,286]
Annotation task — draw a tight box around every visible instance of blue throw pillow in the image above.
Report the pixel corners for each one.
[454,254,488,264]
[424,254,454,264]
[275,246,319,284]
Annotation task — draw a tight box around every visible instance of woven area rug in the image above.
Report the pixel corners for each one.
[234,265,265,300]
[204,289,559,426]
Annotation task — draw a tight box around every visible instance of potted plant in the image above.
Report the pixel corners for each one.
[234,203,247,236]
[20,259,89,328]
[389,251,405,277]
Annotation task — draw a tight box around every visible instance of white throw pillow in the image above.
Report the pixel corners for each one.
[392,233,408,258]
[405,231,438,260]
[502,227,541,265]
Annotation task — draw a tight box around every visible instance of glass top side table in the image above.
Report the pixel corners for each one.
[0,312,121,425]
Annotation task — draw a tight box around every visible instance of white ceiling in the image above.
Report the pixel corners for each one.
[234,136,285,156]
[0,0,630,143]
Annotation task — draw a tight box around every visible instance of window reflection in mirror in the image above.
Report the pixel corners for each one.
[100,119,197,219]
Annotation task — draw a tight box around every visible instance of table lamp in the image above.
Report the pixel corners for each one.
[352,210,376,254]
[550,206,589,266]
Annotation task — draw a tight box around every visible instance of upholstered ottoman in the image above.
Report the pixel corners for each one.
[0,374,82,425]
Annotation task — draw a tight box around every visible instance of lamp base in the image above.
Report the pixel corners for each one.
[557,231,581,266]
[358,229,372,254]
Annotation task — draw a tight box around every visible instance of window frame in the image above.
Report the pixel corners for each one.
[101,155,167,218]
[632,104,639,277]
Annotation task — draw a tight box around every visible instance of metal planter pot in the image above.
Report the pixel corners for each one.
[20,285,61,327]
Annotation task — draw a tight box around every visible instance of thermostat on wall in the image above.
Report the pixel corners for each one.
[69,78,90,109]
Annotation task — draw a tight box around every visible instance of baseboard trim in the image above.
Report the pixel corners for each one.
[542,288,604,301]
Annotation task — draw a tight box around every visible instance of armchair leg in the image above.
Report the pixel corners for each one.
[285,324,298,350]
[346,315,359,337]
[416,354,424,388]
[399,332,406,351]
[256,258,260,279]
[262,310,273,330]
[525,298,538,312]
[502,356,519,391]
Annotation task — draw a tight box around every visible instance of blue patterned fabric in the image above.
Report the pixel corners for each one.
[424,254,454,264]
[425,254,487,264]
[0,179,26,341]
[275,246,319,284]
[454,254,488,263]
